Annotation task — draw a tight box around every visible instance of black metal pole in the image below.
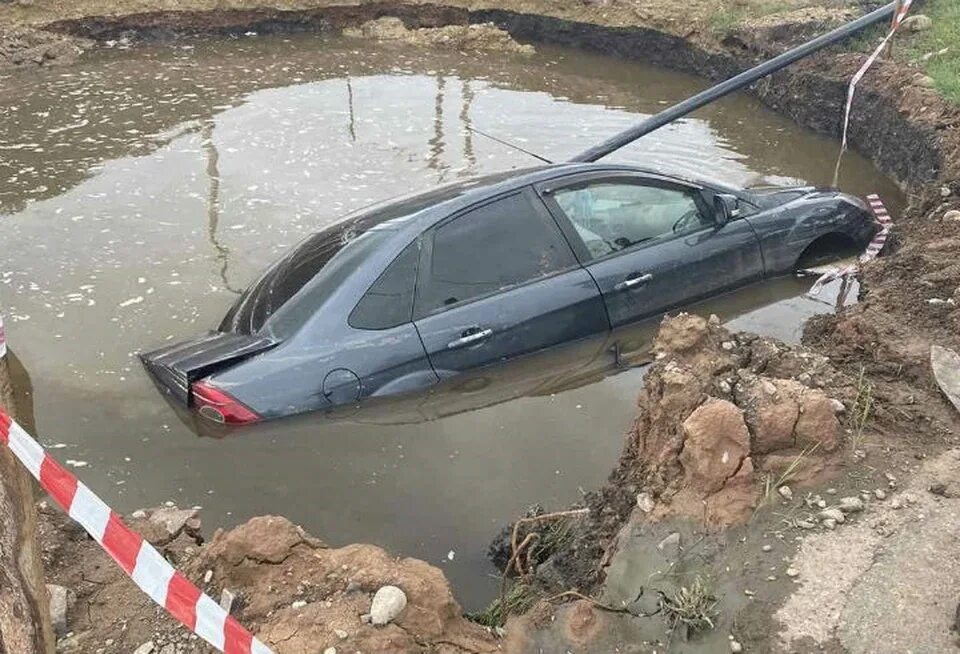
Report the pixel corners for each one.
[570,1,897,163]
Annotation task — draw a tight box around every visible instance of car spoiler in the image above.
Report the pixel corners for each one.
[139,332,277,406]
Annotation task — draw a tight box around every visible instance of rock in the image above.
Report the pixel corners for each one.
[890,497,903,509]
[149,506,200,539]
[204,569,213,584]
[158,645,175,654]
[131,509,147,519]
[680,398,751,493]
[324,648,337,654]
[860,492,871,502]
[795,391,842,451]
[945,210,960,222]
[636,492,655,513]
[762,544,773,552]
[929,482,948,496]
[206,516,324,565]
[822,518,837,530]
[291,599,307,609]
[133,643,155,654]
[786,567,799,578]
[219,589,235,613]
[839,497,865,513]
[657,532,681,560]
[47,584,74,637]
[730,640,744,653]
[778,485,793,501]
[829,398,845,414]
[902,14,933,31]
[942,186,953,198]
[797,520,816,529]
[874,489,887,500]
[360,613,372,624]
[915,74,937,88]
[819,508,845,523]
[370,585,407,625]
[334,628,348,639]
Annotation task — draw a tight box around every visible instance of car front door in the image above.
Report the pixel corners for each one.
[412,188,610,379]
[538,174,764,359]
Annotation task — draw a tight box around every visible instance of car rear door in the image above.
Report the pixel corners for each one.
[537,173,764,358]
[412,187,609,378]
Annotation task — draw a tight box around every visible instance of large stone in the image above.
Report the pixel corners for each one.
[795,390,842,451]
[149,506,199,539]
[680,398,751,493]
[208,516,325,565]
[740,377,803,453]
[370,586,407,626]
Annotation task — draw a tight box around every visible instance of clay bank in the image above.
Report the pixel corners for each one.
[1,0,959,653]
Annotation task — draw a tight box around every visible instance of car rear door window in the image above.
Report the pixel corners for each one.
[551,182,711,260]
[350,240,420,330]
[415,190,576,317]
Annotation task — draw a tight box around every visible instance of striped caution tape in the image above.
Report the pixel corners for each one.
[0,409,274,654]
[809,193,893,294]
[833,0,914,183]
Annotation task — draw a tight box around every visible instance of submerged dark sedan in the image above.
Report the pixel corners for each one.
[141,163,874,424]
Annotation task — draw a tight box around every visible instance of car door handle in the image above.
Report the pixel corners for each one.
[447,328,494,350]
[614,273,653,292]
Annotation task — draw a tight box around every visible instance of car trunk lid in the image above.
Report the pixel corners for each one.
[139,332,277,406]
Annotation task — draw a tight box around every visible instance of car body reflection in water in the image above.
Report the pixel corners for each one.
[164,273,841,439]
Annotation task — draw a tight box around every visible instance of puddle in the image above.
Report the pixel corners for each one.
[0,34,902,609]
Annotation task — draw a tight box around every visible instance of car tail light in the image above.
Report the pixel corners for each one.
[191,380,261,424]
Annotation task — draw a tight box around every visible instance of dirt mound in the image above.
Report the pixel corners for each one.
[623,313,849,528]
[188,516,498,653]
[39,507,499,653]
[344,17,535,53]
[805,182,960,447]
[0,25,89,70]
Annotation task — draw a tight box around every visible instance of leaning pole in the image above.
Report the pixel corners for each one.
[570,1,898,162]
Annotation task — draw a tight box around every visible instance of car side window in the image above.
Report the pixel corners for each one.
[349,240,420,330]
[415,191,576,317]
[551,181,711,260]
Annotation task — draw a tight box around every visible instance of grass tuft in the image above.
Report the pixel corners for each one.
[660,576,719,636]
[850,365,874,452]
[468,582,541,627]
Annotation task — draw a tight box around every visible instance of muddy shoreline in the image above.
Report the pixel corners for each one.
[4,1,954,189]
[2,1,960,652]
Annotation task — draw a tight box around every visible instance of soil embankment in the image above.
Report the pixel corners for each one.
[2,0,960,652]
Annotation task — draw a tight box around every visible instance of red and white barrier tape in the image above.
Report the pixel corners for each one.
[809,193,893,294]
[834,0,914,183]
[0,409,273,654]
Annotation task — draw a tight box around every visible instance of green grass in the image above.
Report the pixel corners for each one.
[468,582,541,627]
[899,0,960,103]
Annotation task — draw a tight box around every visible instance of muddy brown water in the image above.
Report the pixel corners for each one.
[0,33,903,609]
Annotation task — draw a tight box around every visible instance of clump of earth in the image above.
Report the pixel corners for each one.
[343,17,535,54]
[39,504,499,653]
[0,25,89,69]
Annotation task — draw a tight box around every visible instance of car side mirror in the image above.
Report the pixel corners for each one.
[714,194,740,227]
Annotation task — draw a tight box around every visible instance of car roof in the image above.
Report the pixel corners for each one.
[337,161,722,238]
